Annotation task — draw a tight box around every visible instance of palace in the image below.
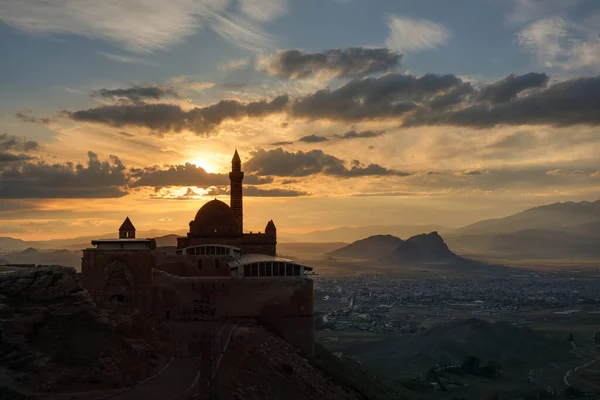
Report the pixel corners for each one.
[81,150,315,356]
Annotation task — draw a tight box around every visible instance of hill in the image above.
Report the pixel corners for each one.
[214,325,417,400]
[287,225,452,243]
[327,235,404,260]
[0,266,169,396]
[333,318,575,379]
[389,232,456,263]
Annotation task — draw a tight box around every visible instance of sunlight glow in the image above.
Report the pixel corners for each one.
[190,158,215,173]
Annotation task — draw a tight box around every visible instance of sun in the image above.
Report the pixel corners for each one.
[189,158,215,173]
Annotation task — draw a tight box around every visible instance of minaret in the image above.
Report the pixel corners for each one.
[229,149,244,233]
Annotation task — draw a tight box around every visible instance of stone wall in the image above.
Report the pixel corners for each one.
[81,249,154,313]
[152,274,314,355]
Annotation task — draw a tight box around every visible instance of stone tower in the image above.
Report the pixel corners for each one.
[265,220,276,240]
[229,149,244,234]
[119,217,136,239]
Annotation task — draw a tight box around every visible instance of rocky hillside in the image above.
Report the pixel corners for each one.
[0,266,169,396]
[326,235,404,260]
[389,232,456,263]
[213,325,416,400]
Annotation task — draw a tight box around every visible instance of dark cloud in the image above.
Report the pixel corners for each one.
[129,163,272,188]
[263,47,402,79]
[291,73,460,121]
[0,153,34,162]
[244,147,410,178]
[0,133,39,152]
[91,86,179,104]
[270,140,294,146]
[405,75,600,128]
[67,95,289,135]
[205,186,309,197]
[298,134,329,143]
[334,129,384,140]
[0,152,127,198]
[478,72,548,103]
[65,71,600,135]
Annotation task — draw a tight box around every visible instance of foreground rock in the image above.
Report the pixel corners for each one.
[213,325,415,400]
[0,266,168,395]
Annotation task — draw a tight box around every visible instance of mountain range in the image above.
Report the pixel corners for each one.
[2,199,600,260]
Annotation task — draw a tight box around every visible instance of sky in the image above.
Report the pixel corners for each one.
[1,0,600,240]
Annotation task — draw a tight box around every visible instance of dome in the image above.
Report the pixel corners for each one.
[194,199,235,223]
[190,199,238,235]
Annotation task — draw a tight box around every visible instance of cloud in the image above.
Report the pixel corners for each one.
[405,74,600,128]
[478,72,548,103]
[129,162,272,188]
[244,147,410,177]
[333,129,384,140]
[170,76,216,92]
[205,185,308,197]
[65,71,600,134]
[298,134,329,143]
[91,86,179,104]
[0,0,287,53]
[66,95,289,135]
[260,48,402,79]
[220,58,250,71]
[0,151,128,198]
[506,0,582,25]
[518,16,600,70]
[98,52,147,64]
[270,140,294,146]
[385,14,450,53]
[0,133,39,152]
[0,153,35,163]
[291,72,460,121]
[15,112,51,125]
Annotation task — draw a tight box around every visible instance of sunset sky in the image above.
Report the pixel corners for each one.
[1,0,600,240]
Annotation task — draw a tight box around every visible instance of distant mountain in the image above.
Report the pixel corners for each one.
[0,229,187,251]
[287,225,453,243]
[454,199,600,236]
[447,199,600,258]
[327,235,404,259]
[154,234,183,247]
[389,232,456,263]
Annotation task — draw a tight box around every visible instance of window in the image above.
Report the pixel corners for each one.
[251,264,259,276]
[215,259,220,269]
[259,263,266,276]
[293,266,300,276]
[286,264,293,276]
[273,262,279,276]
[197,260,203,270]
[244,265,250,276]
[266,263,272,276]
[279,263,286,276]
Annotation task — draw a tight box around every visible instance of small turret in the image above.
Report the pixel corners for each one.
[119,217,136,239]
[265,220,276,239]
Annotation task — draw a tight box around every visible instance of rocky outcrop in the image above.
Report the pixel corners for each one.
[326,235,404,260]
[0,266,167,395]
[389,232,456,263]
